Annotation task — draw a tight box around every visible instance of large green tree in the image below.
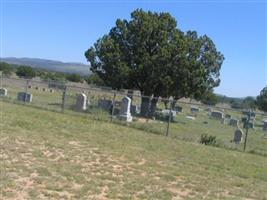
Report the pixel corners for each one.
[257,86,267,112]
[85,9,224,116]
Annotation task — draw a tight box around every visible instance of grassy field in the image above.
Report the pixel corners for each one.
[0,101,267,199]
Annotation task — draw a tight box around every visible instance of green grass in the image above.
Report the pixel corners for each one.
[0,102,267,199]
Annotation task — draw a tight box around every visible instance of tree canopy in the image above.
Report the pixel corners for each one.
[85,9,224,115]
[257,86,267,112]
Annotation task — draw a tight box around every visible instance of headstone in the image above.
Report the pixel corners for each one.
[191,106,199,113]
[263,120,267,131]
[0,88,7,96]
[75,93,87,111]
[233,128,243,144]
[175,106,183,113]
[17,92,33,102]
[35,86,39,90]
[42,88,47,92]
[162,109,177,117]
[229,118,239,127]
[211,110,224,120]
[98,99,112,111]
[119,96,132,122]
[49,89,54,93]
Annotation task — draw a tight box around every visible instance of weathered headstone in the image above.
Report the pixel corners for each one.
[229,118,239,127]
[75,93,87,111]
[119,96,132,122]
[211,110,224,120]
[98,99,112,111]
[263,120,267,131]
[0,88,8,96]
[17,92,33,102]
[175,106,183,113]
[233,128,243,144]
[191,106,199,113]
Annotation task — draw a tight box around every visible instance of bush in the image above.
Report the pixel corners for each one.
[0,62,15,76]
[66,73,82,82]
[16,66,36,78]
[200,134,217,146]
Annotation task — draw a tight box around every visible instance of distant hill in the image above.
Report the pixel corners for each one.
[0,57,90,75]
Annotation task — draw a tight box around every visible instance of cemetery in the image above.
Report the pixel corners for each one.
[0,5,266,199]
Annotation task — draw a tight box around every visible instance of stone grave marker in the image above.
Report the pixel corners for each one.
[0,88,8,96]
[191,106,199,113]
[229,118,239,127]
[75,93,87,111]
[119,96,132,122]
[17,92,33,102]
[175,106,183,113]
[233,128,243,144]
[211,110,224,120]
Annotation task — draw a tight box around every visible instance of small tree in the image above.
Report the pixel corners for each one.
[16,66,36,78]
[201,91,218,106]
[66,73,82,82]
[242,96,256,110]
[84,74,104,86]
[0,62,14,76]
[257,86,267,112]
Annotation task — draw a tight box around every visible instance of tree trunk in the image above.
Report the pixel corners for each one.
[140,96,150,117]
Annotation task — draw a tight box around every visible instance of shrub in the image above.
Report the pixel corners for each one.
[200,134,217,146]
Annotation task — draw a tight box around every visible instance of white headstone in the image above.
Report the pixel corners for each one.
[0,88,8,96]
[233,128,243,144]
[119,96,132,122]
[75,93,87,111]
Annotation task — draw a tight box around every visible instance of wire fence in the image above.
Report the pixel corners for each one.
[1,75,267,156]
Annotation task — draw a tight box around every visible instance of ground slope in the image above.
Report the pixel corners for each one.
[0,102,266,199]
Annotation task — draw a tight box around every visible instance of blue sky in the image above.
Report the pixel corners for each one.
[0,0,266,97]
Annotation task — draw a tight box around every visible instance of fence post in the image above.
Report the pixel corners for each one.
[111,92,116,122]
[243,110,251,152]
[166,100,172,137]
[61,85,67,113]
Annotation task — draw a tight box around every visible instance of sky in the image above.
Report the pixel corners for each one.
[0,0,266,97]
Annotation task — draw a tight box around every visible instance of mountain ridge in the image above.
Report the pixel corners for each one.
[0,57,90,75]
